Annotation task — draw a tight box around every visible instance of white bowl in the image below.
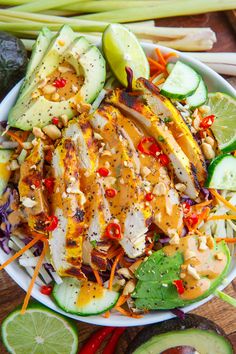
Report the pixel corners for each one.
[0,42,236,327]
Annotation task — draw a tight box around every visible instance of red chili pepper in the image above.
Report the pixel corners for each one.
[200,114,215,129]
[149,143,161,156]
[40,285,53,296]
[182,202,191,214]
[53,78,67,88]
[137,137,157,155]
[79,327,115,354]
[44,177,54,194]
[184,213,199,228]
[102,328,126,354]
[31,177,41,188]
[45,215,58,231]
[173,279,185,295]
[52,117,59,125]
[158,153,170,166]
[105,188,117,198]
[105,223,121,240]
[97,167,109,177]
[145,193,154,201]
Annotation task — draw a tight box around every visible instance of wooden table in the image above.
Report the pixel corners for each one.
[0,11,236,353]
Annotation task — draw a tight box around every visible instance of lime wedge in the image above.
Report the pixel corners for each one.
[1,303,78,354]
[102,23,149,87]
[208,92,236,153]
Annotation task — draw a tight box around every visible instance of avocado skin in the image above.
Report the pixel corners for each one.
[0,31,27,98]
[126,314,233,354]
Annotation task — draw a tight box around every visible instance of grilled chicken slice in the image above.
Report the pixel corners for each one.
[49,138,86,279]
[18,139,49,233]
[136,78,207,185]
[106,89,200,199]
[90,105,151,258]
[113,107,183,237]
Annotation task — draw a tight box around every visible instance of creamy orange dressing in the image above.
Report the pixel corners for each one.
[163,235,227,300]
[0,162,11,182]
[77,281,104,307]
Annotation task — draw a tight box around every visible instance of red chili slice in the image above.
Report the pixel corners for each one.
[149,143,161,156]
[52,117,59,125]
[105,223,121,240]
[40,285,53,296]
[53,78,67,88]
[97,167,109,177]
[137,137,156,155]
[158,153,170,166]
[45,215,58,231]
[182,202,191,214]
[173,279,185,295]
[44,177,54,194]
[184,214,199,228]
[105,188,117,198]
[145,193,154,201]
[31,177,41,188]
[200,115,215,129]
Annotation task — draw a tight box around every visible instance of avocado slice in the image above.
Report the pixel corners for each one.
[132,234,230,310]
[8,30,106,130]
[126,314,233,354]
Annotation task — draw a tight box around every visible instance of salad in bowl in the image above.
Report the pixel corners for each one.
[0,23,236,326]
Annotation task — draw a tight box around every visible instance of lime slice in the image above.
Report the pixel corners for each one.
[208,92,236,153]
[102,23,149,87]
[1,303,78,354]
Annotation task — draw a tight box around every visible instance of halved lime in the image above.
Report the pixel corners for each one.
[208,92,236,153]
[102,23,149,87]
[1,303,78,354]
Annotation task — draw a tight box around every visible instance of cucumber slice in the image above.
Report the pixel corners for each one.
[53,278,119,316]
[0,149,13,197]
[160,61,200,99]
[205,154,236,191]
[186,78,208,109]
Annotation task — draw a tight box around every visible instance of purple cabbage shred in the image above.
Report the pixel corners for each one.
[171,308,185,320]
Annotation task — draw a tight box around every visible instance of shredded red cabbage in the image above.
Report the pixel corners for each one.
[171,308,185,320]
[125,66,133,92]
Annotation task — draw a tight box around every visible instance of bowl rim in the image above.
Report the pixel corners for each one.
[0,41,236,327]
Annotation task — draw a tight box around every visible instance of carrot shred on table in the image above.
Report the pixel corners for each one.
[108,251,124,291]
[21,240,48,315]
[164,52,179,60]
[155,47,166,66]
[216,238,236,243]
[92,269,103,286]
[210,189,236,213]
[116,295,129,307]
[147,57,165,71]
[115,306,143,318]
[5,130,27,148]
[0,234,44,271]
[208,215,236,221]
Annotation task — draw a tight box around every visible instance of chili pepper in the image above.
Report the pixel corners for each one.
[184,214,198,228]
[53,78,67,88]
[40,285,53,296]
[149,143,161,156]
[97,167,109,177]
[173,280,185,295]
[182,202,191,214]
[44,177,54,194]
[79,327,115,354]
[158,153,170,166]
[31,177,41,189]
[102,327,126,354]
[145,193,154,201]
[200,114,215,129]
[52,117,59,125]
[105,223,121,240]
[45,215,58,231]
[137,137,157,155]
[105,188,117,198]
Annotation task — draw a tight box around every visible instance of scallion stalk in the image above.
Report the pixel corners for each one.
[11,0,87,13]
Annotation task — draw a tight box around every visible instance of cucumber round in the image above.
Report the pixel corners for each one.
[161,61,200,99]
[166,62,175,74]
[53,278,119,316]
[205,154,236,191]
[186,78,208,109]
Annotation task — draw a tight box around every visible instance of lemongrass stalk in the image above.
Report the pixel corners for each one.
[11,0,87,13]
[77,0,236,22]
[186,52,236,75]
[0,0,30,4]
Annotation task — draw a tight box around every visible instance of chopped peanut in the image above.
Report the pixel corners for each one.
[123,279,136,296]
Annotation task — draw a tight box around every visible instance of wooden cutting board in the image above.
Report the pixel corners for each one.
[0,11,236,354]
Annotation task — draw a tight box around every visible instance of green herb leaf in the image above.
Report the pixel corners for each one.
[90,240,97,248]
[158,135,165,142]
[164,117,172,123]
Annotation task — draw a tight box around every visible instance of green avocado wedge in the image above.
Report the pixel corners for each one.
[132,234,230,310]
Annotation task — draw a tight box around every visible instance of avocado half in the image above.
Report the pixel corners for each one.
[126,314,233,354]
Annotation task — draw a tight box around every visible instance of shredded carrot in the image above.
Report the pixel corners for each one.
[150,71,161,81]
[145,242,154,255]
[210,189,236,213]
[195,207,210,229]
[147,57,165,71]
[0,234,44,271]
[92,269,103,286]
[164,52,179,60]
[108,251,124,291]
[102,311,110,318]
[5,130,26,148]
[216,238,236,243]
[108,246,123,260]
[116,295,129,307]
[208,215,236,221]
[195,229,204,236]
[115,306,143,318]
[21,240,48,314]
[152,77,165,86]
[155,48,166,66]
[194,200,212,209]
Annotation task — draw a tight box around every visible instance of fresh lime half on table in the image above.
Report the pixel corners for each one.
[1,303,78,354]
